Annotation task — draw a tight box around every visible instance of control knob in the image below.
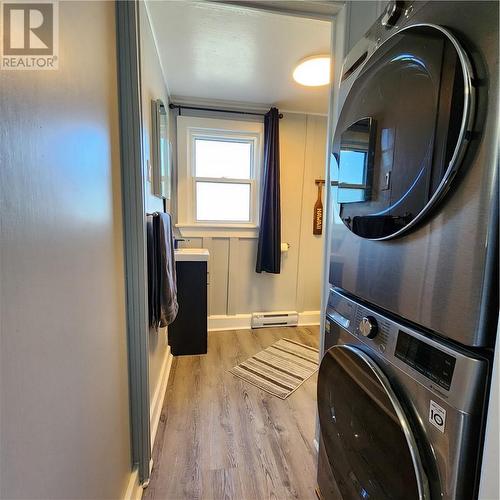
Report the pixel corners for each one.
[359,316,378,339]
[381,1,405,29]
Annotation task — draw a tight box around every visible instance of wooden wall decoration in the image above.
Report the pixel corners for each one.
[313,179,324,235]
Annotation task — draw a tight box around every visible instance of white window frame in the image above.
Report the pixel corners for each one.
[176,115,263,238]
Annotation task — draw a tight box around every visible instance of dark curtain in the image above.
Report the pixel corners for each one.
[256,107,281,274]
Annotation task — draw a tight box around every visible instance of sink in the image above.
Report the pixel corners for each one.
[174,248,210,262]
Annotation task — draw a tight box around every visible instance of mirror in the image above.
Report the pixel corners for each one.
[151,99,171,199]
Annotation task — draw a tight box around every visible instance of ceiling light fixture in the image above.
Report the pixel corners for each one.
[293,55,331,87]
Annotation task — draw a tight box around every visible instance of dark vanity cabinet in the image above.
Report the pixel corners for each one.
[168,259,208,356]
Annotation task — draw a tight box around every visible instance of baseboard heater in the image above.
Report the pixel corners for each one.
[251,311,299,328]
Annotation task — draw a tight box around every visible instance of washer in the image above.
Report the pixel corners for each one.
[317,289,488,499]
[329,0,498,347]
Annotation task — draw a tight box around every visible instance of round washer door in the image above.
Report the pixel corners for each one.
[333,24,474,240]
[317,344,430,499]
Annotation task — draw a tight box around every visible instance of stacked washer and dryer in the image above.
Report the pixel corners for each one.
[317,1,498,499]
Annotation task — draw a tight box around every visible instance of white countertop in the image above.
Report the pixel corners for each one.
[174,248,210,262]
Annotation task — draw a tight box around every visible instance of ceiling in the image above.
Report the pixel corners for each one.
[145,1,333,114]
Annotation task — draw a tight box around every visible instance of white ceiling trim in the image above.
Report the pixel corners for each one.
[209,0,344,21]
[143,1,171,98]
[170,95,328,117]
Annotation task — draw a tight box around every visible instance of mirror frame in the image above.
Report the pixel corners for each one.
[151,99,171,199]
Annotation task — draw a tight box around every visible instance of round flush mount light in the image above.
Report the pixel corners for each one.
[293,55,331,87]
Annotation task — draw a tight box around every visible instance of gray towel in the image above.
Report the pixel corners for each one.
[155,212,178,327]
[146,212,178,329]
[146,214,159,328]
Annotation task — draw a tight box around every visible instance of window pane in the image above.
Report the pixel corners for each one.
[196,182,251,222]
[195,139,251,179]
[338,150,368,203]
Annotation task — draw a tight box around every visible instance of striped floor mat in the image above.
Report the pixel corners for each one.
[229,338,319,399]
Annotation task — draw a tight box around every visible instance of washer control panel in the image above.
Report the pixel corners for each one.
[325,288,487,413]
[394,330,456,391]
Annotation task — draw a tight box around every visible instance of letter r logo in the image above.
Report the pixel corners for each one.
[3,3,53,55]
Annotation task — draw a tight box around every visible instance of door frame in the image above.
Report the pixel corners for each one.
[116,0,151,485]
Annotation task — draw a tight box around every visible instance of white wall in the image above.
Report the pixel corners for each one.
[179,113,328,322]
[0,2,132,498]
[478,316,500,499]
[139,1,173,409]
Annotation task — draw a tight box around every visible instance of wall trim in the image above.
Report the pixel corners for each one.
[298,310,321,326]
[123,467,143,500]
[143,1,171,97]
[209,311,320,331]
[209,314,252,331]
[116,0,151,483]
[199,1,341,21]
[170,95,329,117]
[176,115,263,231]
[313,5,347,450]
[150,346,173,449]
[176,223,259,239]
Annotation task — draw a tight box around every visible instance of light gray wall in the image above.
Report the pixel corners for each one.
[0,2,132,498]
[139,1,173,402]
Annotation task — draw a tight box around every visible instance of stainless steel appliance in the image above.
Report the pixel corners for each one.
[317,289,488,499]
[329,0,498,347]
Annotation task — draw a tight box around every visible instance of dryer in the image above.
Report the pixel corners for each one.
[329,0,499,347]
[317,289,488,499]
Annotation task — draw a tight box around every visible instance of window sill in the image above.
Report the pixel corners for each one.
[176,223,259,239]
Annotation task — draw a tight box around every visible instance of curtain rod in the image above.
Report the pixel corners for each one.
[168,103,283,119]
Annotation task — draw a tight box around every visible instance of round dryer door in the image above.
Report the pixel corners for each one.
[317,345,430,499]
[333,24,474,240]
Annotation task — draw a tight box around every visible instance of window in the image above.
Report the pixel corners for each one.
[194,138,253,222]
[177,116,263,237]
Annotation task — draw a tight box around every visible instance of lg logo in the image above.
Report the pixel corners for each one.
[1,1,58,69]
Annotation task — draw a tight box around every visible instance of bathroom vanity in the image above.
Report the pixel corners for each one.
[169,248,209,355]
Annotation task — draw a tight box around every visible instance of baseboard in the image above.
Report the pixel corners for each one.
[209,311,320,331]
[209,314,252,331]
[298,310,321,326]
[123,467,143,500]
[150,346,173,449]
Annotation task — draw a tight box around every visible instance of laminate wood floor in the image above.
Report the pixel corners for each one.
[143,326,320,500]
